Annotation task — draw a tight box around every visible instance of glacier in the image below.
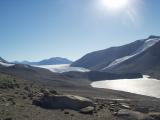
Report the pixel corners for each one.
[33,64,90,73]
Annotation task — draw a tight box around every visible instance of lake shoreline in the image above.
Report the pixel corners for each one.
[91,75,160,99]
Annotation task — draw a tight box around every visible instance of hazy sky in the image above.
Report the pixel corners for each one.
[0,0,160,61]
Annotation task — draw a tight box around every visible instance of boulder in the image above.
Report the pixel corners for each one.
[33,94,94,111]
[80,106,94,114]
[117,109,153,120]
[120,103,131,109]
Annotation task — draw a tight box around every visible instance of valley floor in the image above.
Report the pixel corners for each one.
[0,73,160,120]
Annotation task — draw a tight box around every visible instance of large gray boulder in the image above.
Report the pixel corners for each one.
[33,93,94,111]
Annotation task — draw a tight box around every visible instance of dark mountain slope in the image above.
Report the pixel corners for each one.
[71,39,146,70]
[103,41,160,78]
[0,64,89,89]
[71,36,160,76]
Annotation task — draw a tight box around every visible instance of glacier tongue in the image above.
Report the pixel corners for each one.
[102,38,160,70]
[33,64,90,73]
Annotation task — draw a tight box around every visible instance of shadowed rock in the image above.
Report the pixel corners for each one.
[117,109,153,120]
[149,112,160,120]
[33,93,94,112]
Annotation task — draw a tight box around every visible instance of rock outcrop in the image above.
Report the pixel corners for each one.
[33,91,94,113]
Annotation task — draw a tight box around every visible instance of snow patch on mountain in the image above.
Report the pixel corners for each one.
[33,64,90,73]
[102,38,160,70]
[0,61,14,67]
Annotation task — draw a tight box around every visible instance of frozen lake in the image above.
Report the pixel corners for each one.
[91,75,160,98]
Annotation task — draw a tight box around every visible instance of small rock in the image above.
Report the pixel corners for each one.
[5,103,10,106]
[50,90,57,95]
[64,111,69,114]
[112,111,118,116]
[117,109,130,116]
[40,88,50,96]
[28,93,34,99]
[4,118,12,120]
[149,112,160,120]
[110,103,116,107]
[109,107,115,111]
[135,107,149,113]
[22,96,27,99]
[117,109,152,120]
[14,91,19,94]
[24,86,30,91]
[80,106,94,114]
[120,103,131,109]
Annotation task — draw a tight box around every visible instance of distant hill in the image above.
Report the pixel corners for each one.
[0,57,8,63]
[0,57,14,67]
[14,57,72,65]
[71,35,160,78]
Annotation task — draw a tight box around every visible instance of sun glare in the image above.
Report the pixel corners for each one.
[98,0,141,25]
[102,0,129,10]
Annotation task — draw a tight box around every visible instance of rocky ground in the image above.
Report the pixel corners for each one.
[0,73,160,120]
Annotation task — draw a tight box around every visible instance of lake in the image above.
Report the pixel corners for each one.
[91,75,160,98]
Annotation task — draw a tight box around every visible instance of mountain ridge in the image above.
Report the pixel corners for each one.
[14,57,72,65]
[71,35,160,77]
[0,57,8,63]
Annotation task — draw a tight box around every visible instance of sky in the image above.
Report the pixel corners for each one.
[0,0,160,62]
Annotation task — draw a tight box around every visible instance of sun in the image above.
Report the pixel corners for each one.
[102,0,129,10]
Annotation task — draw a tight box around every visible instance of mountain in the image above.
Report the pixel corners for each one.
[0,57,14,67]
[0,57,7,63]
[15,57,72,65]
[104,38,160,77]
[71,35,160,76]
[71,37,151,70]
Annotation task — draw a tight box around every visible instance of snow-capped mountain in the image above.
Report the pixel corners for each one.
[10,57,89,73]
[0,57,14,67]
[102,36,160,70]
[14,57,72,65]
[104,37,160,75]
[71,35,160,75]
